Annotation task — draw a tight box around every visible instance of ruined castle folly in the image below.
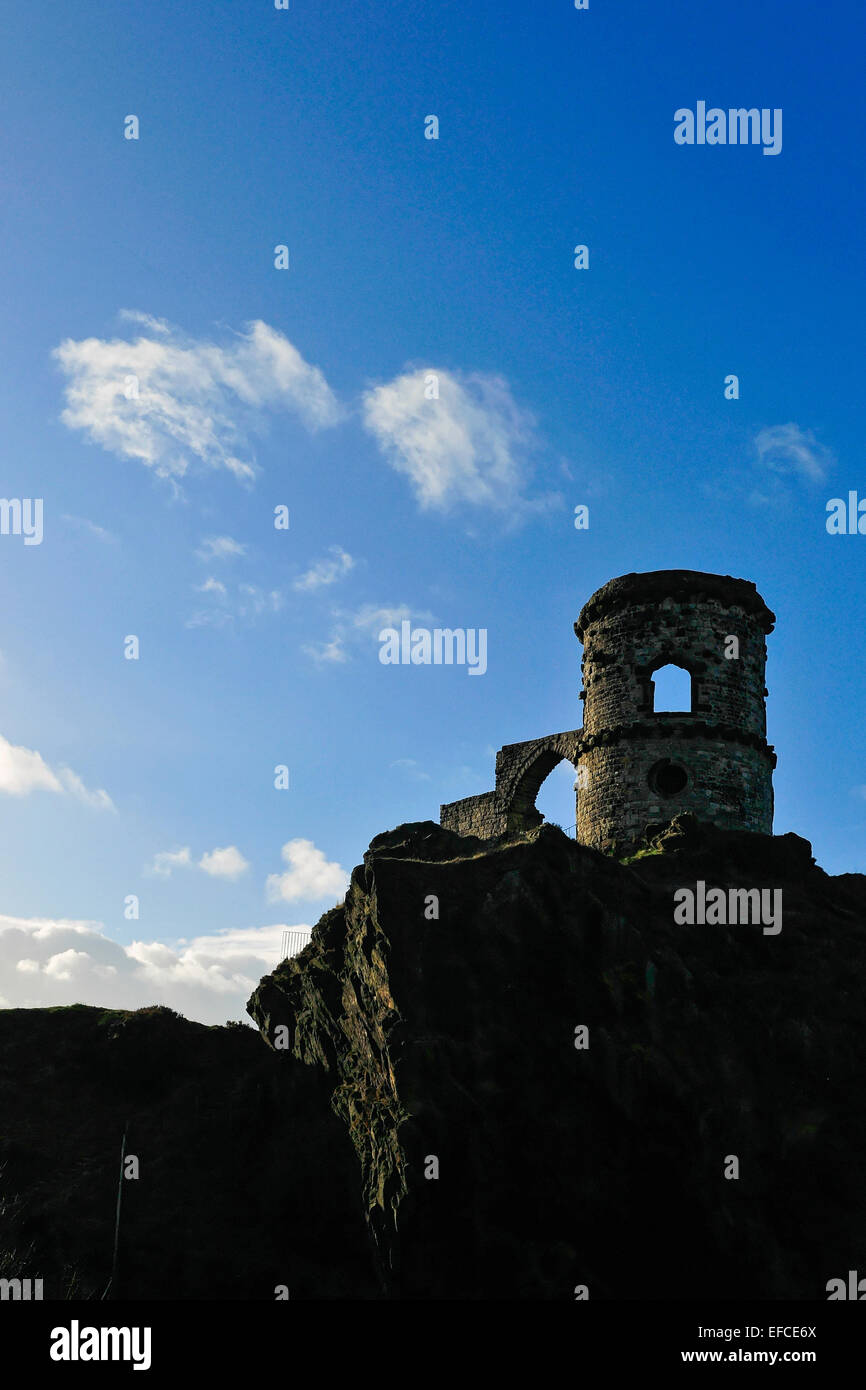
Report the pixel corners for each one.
[439,569,776,855]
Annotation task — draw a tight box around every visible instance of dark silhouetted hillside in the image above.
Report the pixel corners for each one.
[2,816,866,1299]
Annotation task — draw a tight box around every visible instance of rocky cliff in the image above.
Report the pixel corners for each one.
[248,816,866,1299]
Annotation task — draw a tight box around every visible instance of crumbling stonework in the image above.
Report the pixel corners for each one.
[440,569,776,855]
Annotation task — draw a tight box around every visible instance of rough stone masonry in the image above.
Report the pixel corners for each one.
[439,569,776,856]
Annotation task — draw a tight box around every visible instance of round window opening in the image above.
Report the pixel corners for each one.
[648,760,689,798]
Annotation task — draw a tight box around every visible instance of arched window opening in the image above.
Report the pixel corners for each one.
[534,758,578,834]
[651,663,693,713]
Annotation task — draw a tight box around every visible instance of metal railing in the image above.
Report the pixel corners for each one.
[280,927,313,961]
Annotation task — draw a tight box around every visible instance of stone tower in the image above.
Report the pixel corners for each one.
[573,570,775,853]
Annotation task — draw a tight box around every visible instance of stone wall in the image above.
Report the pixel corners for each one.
[439,790,507,839]
[440,730,581,838]
[575,726,774,853]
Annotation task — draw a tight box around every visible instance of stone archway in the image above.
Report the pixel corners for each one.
[494,732,582,831]
[440,729,582,839]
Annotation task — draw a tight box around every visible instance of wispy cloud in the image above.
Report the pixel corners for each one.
[185,609,234,631]
[754,423,834,483]
[363,366,550,514]
[196,577,227,597]
[54,316,343,485]
[302,602,434,666]
[302,636,349,665]
[293,546,355,592]
[0,732,114,811]
[196,536,246,562]
[390,757,431,782]
[186,581,282,629]
[61,514,118,544]
[118,309,171,335]
[237,585,283,616]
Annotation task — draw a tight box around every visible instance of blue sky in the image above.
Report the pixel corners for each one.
[0,0,863,1023]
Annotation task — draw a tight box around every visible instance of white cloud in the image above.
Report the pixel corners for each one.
[754,423,833,483]
[198,845,249,880]
[149,847,193,878]
[266,838,348,904]
[0,736,62,796]
[293,546,355,592]
[43,947,117,983]
[148,844,249,881]
[0,914,309,1025]
[53,316,343,484]
[196,536,246,562]
[0,732,114,810]
[363,367,544,512]
[196,577,227,597]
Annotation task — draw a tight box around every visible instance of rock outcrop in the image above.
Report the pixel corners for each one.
[0,1003,376,1299]
[247,816,866,1299]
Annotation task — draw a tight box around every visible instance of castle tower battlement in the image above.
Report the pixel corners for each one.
[440,569,776,854]
[573,569,775,853]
